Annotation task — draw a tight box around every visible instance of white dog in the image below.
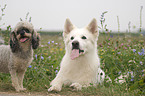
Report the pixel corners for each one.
[48,18,104,92]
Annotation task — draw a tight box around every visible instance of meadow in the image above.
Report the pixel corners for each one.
[0,5,145,95]
[0,31,145,96]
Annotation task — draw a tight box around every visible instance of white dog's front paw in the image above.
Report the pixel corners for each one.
[48,85,62,92]
[70,83,82,91]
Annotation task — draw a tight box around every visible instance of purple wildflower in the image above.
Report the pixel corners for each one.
[131,79,134,81]
[48,41,50,44]
[117,52,121,54]
[118,71,121,75]
[132,49,136,52]
[35,54,37,59]
[140,61,143,65]
[131,75,134,78]
[138,52,142,55]
[51,41,54,43]
[41,56,44,60]
[28,65,32,68]
[141,49,144,53]
[110,35,113,38]
[48,56,51,59]
[130,71,133,74]
[124,47,127,50]
[55,70,58,73]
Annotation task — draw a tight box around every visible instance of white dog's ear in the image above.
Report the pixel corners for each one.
[64,18,74,34]
[87,18,98,35]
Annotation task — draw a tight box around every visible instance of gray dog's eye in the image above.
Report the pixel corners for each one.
[24,29,30,33]
[71,36,74,40]
[17,31,19,34]
[82,36,87,39]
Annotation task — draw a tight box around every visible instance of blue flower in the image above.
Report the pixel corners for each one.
[132,49,136,52]
[48,56,51,59]
[48,41,50,44]
[35,54,37,59]
[51,41,54,43]
[55,43,58,45]
[41,56,44,60]
[131,79,134,81]
[128,71,133,74]
[138,52,142,55]
[140,61,143,65]
[141,49,144,53]
[55,70,58,73]
[28,65,32,68]
[118,71,121,75]
[117,52,121,54]
[110,35,113,38]
[131,75,134,78]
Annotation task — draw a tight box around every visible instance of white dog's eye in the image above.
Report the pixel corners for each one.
[82,36,87,39]
[71,36,74,40]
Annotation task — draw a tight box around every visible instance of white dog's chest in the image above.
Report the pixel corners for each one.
[61,59,98,84]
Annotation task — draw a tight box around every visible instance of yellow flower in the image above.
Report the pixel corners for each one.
[60,48,63,51]
[51,48,54,51]
[44,53,47,55]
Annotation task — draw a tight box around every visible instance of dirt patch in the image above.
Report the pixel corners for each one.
[0,91,62,96]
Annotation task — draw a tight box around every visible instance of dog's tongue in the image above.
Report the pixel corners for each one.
[20,38,28,42]
[71,49,79,60]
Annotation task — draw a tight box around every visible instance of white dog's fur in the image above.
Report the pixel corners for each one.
[48,18,105,92]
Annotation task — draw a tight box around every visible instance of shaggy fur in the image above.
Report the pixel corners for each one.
[0,21,40,92]
[48,18,102,92]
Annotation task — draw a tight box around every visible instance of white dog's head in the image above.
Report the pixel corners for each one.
[63,18,99,60]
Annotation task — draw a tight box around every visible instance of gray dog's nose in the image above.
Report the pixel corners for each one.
[72,41,79,49]
[20,30,25,36]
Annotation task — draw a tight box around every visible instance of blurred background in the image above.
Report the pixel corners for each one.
[0,0,145,32]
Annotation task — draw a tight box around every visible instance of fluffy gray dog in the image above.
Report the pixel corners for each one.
[0,21,40,92]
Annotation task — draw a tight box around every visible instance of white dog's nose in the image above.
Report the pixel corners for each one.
[72,41,79,49]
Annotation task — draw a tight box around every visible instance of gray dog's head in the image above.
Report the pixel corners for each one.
[10,21,40,52]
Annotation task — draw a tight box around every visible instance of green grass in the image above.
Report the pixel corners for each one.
[0,32,145,95]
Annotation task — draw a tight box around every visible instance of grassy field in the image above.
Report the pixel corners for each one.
[0,32,145,95]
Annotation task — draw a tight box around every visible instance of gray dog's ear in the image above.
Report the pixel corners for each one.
[32,30,40,49]
[10,31,20,52]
